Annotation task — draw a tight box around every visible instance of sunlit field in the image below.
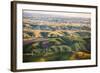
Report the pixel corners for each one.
[23,10,91,62]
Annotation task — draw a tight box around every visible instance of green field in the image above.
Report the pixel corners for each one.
[23,31,91,62]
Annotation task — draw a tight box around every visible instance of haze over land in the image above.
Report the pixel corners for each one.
[23,10,91,18]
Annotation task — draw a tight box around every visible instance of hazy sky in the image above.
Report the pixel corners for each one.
[23,10,91,18]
